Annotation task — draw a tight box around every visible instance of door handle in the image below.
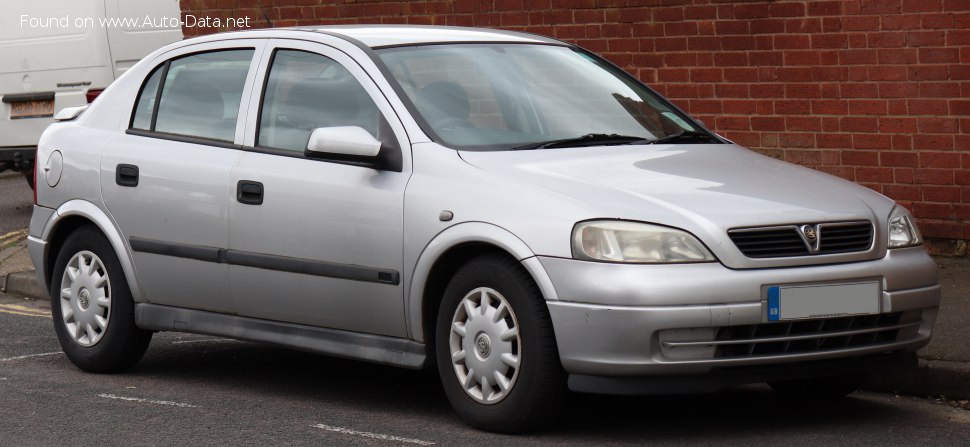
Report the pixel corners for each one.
[116,164,139,187]
[236,180,264,205]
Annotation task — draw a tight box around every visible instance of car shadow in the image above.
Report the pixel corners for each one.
[130,336,909,442]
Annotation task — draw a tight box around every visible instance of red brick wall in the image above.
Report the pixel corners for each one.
[180,0,970,254]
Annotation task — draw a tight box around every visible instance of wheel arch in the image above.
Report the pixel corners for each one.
[407,222,558,347]
[43,199,143,301]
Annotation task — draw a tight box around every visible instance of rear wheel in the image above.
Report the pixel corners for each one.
[435,254,566,433]
[768,373,868,398]
[24,170,34,189]
[50,226,152,373]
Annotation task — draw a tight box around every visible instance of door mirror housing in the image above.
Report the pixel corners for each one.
[306,126,382,158]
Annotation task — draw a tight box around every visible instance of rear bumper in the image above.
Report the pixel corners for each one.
[27,205,56,292]
[541,247,940,392]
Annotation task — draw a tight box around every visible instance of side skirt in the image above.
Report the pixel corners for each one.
[134,303,427,369]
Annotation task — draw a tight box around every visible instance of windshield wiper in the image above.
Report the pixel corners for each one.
[645,129,719,145]
[512,133,649,150]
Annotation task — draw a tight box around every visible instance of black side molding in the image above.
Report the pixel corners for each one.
[128,237,399,285]
[226,250,399,285]
[129,237,223,263]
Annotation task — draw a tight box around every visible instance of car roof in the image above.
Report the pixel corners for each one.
[293,25,565,48]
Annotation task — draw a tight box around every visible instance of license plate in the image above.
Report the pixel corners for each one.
[767,282,880,321]
[9,99,55,119]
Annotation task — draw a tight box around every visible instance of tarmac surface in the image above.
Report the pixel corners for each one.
[0,173,32,236]
[1,294,968,446]
[922,258,970,363]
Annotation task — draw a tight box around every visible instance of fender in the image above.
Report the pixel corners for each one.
[406,221,559,343]
[41,199,145,302]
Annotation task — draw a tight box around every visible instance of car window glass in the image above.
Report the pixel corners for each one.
[131,66,162,130]
[379,45,697,150]
[153,49,254,142]
[258,49,384,152]
[389,53,511,133]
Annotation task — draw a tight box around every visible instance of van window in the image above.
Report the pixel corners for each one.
[257,50,384,152]
[133,49,254,142]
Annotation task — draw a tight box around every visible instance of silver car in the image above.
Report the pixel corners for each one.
[29,26,939,432]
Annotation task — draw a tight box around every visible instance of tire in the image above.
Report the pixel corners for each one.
[50,225,152,373]
[768,373,868,398]
[435,254,567,433]
[24,170,34,189]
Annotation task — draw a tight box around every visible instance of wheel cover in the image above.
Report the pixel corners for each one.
[449,287,520,405]
[59,250,111,347]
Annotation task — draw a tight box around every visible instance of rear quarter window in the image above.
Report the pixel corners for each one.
[131,66,163,130]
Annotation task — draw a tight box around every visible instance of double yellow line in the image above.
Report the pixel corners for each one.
[0,303,50,318]
[0,229,28,245]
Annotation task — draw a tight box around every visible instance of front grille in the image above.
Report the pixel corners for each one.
[818,222,873,254]
[728,221,873,258]
[728,227,809,257]
[660,311,923,361]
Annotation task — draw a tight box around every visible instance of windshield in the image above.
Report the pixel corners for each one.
[376,44,712,151]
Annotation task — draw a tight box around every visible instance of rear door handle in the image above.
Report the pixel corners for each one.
[236,180,263,205]
[116,164,139,187]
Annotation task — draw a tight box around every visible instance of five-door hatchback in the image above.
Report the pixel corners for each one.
[29,25,940,432]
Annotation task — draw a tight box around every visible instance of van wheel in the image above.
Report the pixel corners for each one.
[24,171,34,189]
[435,254,566,433]
[50,226,152,373]
[768,373,868,398]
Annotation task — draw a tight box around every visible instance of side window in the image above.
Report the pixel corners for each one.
[257,50,385,152]
[130,49,254,142]
[131,66,162,130]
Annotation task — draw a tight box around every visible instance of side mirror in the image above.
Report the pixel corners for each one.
[306,126,381,158]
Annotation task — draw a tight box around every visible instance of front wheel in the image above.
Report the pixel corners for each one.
[435,254,566,433]
[50,225,152,373]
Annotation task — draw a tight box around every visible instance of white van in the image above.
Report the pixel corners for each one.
[1,0,182,186]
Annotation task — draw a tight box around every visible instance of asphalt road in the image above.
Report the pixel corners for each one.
[1,295,968,446]
[0,173,32,236]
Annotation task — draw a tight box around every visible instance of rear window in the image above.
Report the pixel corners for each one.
[130,49,254,142]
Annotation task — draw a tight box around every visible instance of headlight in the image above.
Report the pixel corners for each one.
[572,220,715,263]
[887,206,922,248]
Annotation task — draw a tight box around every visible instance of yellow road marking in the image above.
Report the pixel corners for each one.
[0,308,51,318]
[0,303,48,313]
[0,304,50,318]
[0,229,28,242]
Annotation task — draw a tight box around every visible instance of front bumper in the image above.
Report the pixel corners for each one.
[540,247,940,392]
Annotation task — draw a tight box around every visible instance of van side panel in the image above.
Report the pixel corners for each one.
[0,0,182,150]
[0,0,113,147]
[103,0,183,77]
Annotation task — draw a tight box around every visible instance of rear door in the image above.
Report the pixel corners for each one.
[228,39,411,336]
[100,40,265,313]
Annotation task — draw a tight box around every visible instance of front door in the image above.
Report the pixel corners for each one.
[228,40,411,336]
